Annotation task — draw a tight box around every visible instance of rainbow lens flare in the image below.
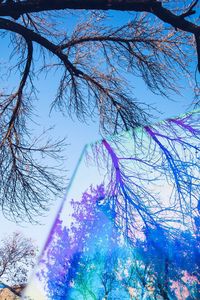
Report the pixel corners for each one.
[24,110,200,300]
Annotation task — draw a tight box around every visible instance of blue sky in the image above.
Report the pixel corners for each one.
[0,10,198,254]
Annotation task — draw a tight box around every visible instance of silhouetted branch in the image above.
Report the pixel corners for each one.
[0,1,199,70]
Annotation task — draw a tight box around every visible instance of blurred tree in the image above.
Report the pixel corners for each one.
[0,232,36,297]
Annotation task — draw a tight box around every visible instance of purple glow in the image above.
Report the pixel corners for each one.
[24,110,200,300]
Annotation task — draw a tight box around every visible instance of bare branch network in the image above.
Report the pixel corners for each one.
[0,0,199,220]
[0,232,36,288]
[0,0,200,67]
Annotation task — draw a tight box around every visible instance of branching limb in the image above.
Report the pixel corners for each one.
[180,0,199,19]
[0,21,66,221]
[0,0,199,70]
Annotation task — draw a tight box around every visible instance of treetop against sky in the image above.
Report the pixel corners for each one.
[0,1,199,223]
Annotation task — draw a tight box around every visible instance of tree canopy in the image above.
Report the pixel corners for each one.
[34,184,200,299]
[0,0,199,220]
[0,231,36,297]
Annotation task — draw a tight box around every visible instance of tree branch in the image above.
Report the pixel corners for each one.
[0,1,198,35]
[0,17,76,74]
[0,1,199,70]
[0,17,151,133]
[0,0,198,35]
[0,0,155,19]
[180,0,199,19]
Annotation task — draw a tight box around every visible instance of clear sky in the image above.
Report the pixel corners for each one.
[0,10,197,257]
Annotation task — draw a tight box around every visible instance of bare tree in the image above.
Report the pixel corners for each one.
[0,232,36,296]
[0,0,199,220]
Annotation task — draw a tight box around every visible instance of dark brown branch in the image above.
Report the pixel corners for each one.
[0,18,66,221]
[5,38,33,141]
[0,1,198,36]
[60,35,161,50]
[0,17,76,74]
[196,33,200,72]
[0,17,145,132]
[0,1,199,70]
[149,3,200,71]
[0,0,155,19]
[0,0,198,35]
[180,0,199,19]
